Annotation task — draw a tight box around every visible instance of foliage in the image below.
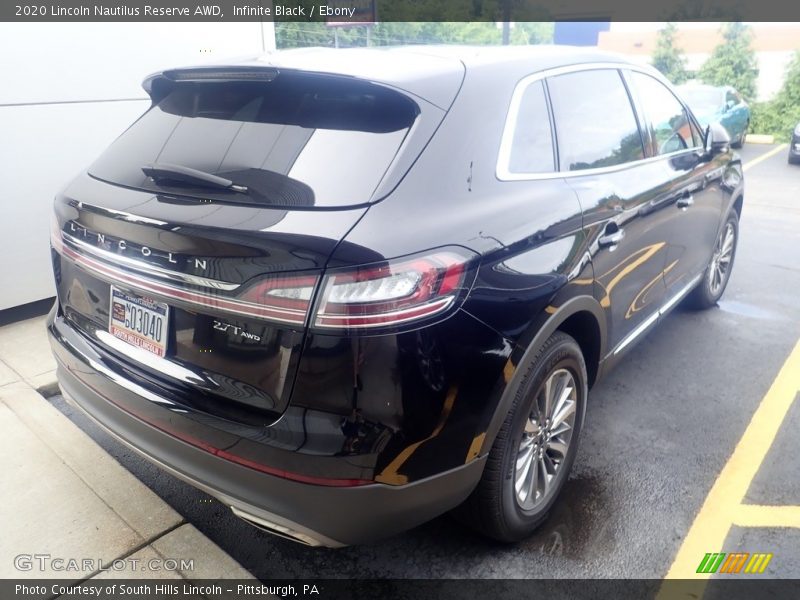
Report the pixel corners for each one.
[749,51,800,142]
[698,22,759,101]
[275,22,554,49]
[651,23,688,85]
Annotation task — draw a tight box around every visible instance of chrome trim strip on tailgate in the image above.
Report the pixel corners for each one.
[54,233,311,325]
[63,232,240,291]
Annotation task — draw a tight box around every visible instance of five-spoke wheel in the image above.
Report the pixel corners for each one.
[514,369,577,510]
[457,331,587,542]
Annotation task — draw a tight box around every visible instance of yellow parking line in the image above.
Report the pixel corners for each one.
[743,144,788,172]
[732,505,800,528]
[663,337,800,580]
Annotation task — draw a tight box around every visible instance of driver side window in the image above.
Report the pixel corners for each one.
[629,72,698,156]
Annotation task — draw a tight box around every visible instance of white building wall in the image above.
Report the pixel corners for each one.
[0,23,276,310]
[754,51,795,101]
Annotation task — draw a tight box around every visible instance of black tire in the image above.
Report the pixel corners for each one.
[731,122,748,149]
[455,331,587,542]
[685,210,739,310]
[790,154,799,165]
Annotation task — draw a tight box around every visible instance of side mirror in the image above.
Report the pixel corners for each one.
[704,122,731,157]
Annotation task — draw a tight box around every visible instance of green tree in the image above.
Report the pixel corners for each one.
[275,21,553,49]
[750,51,800,141]
[652,23,688,84]
[698,22,759,100]
[511,22,554,45]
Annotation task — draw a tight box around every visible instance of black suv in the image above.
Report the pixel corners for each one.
[48,46,742,546]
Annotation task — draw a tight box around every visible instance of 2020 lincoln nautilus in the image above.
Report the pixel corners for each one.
[48,45,743,547]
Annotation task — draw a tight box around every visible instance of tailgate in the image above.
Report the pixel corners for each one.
[52,174,367,424]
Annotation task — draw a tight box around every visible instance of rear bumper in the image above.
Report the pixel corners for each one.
[48,308,485,547]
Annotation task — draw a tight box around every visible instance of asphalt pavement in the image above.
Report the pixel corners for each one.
[46,142,800,579]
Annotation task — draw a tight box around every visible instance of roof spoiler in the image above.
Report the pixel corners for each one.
[142,66,281,101]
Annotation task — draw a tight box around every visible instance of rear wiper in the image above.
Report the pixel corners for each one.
[141,163,249,194]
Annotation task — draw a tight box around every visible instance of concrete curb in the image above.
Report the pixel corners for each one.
[0,316,256,581]
[746,134,776,144]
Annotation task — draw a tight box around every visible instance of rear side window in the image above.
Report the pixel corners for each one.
[504,80,555,175]
[630,72,699,156]
[89,74,419,208]
[547,69,644,172]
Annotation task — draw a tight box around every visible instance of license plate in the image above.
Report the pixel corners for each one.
[109,287,169,357]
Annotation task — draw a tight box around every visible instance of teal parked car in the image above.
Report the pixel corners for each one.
[677,84,751,148]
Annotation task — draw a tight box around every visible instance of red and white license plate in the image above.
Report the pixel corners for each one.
[109,287,169,357]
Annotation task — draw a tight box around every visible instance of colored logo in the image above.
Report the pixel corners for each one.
[696,552,773,574]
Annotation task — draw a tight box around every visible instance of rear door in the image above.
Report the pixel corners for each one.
[547,67,670,353]
[52,69,446,424]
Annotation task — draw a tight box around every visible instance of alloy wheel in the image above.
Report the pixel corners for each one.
[514,368,577,510]
[708,222,735,296]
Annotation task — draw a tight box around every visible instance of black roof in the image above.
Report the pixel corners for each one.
[147,45,637,110]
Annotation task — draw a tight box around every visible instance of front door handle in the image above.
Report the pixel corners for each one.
[598,225,625,248]
[677,195,694,210]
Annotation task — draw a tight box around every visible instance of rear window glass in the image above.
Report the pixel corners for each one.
[507,80,555,174]
[89,74,419,208]
[547,69,644,172]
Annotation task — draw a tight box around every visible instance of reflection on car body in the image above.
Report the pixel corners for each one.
[48,46,744,547]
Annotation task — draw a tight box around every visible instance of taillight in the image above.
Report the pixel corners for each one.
[238,275,317,311]
[313,249,475,331]
[52,217,320,325]
[53,213,475,331]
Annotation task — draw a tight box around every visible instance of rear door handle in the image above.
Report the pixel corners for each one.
[598,226,625,248]
[677,195,694,210]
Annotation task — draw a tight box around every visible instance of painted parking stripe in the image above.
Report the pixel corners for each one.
[662,337,800,582]
[742,144,788,172]
[732,504,800,527]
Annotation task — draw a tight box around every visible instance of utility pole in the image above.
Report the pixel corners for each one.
[502,0,511,45]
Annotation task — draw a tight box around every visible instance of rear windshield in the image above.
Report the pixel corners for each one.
[89,73,419,208]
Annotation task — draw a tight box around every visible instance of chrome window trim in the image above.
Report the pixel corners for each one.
[628,70,706,153]
[496,62,704,182]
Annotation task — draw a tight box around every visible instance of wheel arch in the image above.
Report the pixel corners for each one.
[478,295,607,456]
[732,193,743,220]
